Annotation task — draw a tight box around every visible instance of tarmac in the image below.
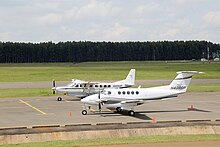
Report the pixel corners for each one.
[0,92,220,128]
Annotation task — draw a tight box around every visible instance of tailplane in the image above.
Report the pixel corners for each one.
[169,71,203,93]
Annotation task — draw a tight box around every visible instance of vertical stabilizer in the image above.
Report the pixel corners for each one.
[114,69,136,86]
[169,71,203,93]
[125,69,136,86]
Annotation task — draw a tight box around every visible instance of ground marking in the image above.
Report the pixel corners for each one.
[19,99,46,115]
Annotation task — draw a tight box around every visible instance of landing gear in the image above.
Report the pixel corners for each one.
[116,107,122,112]
[128,110,135,116]
[82,110,87,115]
[57,97,62,101]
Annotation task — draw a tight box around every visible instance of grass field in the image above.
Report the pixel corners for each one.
[0,84,219,98]
[0,61,220,82]
[1,134,220,147]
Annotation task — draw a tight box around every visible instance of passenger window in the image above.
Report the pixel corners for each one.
[118,91,121,95]
[136,91,139,95]
[90,85,93,87]
[100,85,102,88]
[108,91,111,95]
[104,85,107,88]
[122,91,126,95]
[131,91,134,94]
[108,85,111,87]
[95,85,98,88]
[127,91,130,95]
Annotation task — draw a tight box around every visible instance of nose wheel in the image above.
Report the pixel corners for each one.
[57,97,62,101]
[82,110,87,115]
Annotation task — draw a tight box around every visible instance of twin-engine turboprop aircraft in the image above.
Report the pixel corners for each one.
[52,69,135,101]
[81,71,203,116]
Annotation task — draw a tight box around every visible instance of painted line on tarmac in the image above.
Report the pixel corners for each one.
[19,99,47,115]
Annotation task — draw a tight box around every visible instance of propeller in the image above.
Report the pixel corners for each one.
[52,80,56,94]
[98,91,102,112]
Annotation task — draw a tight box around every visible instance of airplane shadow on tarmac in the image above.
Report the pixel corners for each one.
[87,108,211,120]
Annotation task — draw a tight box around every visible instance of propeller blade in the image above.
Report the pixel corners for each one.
[52,80,56,94]
[98,91,101,112]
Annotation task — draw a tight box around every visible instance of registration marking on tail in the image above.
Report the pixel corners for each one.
[19,99,47,115]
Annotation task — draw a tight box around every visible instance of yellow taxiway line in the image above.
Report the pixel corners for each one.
[19,99,46,115]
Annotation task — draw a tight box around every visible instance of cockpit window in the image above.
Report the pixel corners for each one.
[75,84,79,87]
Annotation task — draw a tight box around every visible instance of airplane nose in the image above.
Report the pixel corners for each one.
[81,98,87,103]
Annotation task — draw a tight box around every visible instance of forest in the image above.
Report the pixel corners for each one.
[0,40,219,63]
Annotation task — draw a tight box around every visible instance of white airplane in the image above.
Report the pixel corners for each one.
[81,71,203,116]
[52,69,135,101]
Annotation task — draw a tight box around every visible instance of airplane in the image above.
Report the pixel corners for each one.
[52,69,135,101]
[81,71,203,116]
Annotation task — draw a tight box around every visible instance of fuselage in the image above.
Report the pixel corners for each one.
[54,82,131,98]
[81,87,181,106]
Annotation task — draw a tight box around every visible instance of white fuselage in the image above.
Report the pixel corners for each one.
[53,69,136,98]
[54,82,130,98]
[81,87,181,109]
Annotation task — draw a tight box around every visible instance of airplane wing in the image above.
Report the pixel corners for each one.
[102,99,144,110]
[120,100,144,110]
[71,79,99,84]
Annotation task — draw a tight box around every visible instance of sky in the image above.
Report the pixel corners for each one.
[0,0,220,43]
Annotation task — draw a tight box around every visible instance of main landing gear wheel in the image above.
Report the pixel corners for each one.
[116,107,122,112]
[82,110,87,115]
[128,110,135,116]
[57,97,62,101]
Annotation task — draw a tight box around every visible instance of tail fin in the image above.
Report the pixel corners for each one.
[114,69,136,86]
[169,71,203,93]
[124,69,136,86]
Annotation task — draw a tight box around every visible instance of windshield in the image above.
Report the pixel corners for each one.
[67,83,76,87]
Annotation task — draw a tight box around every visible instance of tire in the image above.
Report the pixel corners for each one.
[128,110,135,116]
[57,97,62,101]
[116,107,122,112]
[82,110,87,115]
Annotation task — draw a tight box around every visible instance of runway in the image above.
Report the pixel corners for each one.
[0,92,220,128]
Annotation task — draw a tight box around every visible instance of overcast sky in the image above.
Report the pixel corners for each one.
[0,0,220,43]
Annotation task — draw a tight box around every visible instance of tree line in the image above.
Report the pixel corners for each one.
[0,40,219,63]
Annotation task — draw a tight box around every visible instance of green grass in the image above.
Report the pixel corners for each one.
[0,61,219,82]
[1,134,220,147]
[0,84,219,98]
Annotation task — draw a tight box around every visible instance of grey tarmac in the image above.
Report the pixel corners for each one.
[0,92,220,128]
